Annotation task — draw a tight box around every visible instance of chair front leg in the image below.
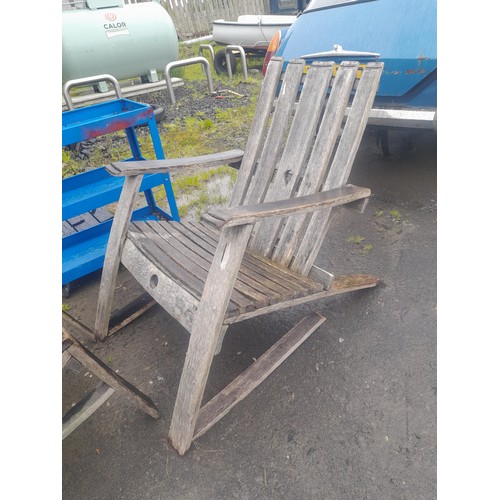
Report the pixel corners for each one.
[168,223,253,456]
[94,175,143,340]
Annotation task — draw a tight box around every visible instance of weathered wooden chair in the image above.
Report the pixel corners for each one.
[93,57,384,455]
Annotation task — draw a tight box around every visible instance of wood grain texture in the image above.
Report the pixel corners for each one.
[168,224,254,455]
[165,0,270,39]
[224,273,380,325]
[240,60,305,207]
[249,62,334,256]
[121,237,200,332]
[106,150,244,176]
[209,185,371,228]
[272,62,360,265]
[193,312,326,440]
[291,62,384,274]
[122,220,325,324]
[63,328,160,422]
[94,175,143,340]
[230,57,284,206]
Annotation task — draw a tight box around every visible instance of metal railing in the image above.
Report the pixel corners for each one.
[63,74,122,109]
[164,57,214,106]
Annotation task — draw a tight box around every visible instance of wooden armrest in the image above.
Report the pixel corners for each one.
[206,184,371,228]
[105,150,244,176]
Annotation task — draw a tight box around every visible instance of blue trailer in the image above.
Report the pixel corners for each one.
[264,0,437,131]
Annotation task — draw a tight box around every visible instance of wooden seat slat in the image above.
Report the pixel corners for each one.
[128,226,206,300]
[162,221,301,299]
[156,222,287,305]
[130,223,256,313]
[148,222,279,307]
[190,219,322,295]
[130,220,323,314]
[191,219,320,293]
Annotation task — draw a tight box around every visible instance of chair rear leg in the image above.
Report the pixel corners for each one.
[214,325,229,355]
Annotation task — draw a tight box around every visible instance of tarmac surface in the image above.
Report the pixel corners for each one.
[62,127,437,500]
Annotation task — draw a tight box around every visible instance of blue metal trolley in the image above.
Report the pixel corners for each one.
[62,98,179,288]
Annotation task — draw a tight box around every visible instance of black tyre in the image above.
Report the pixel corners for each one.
[214,50,237,75]
[136,104,165,127]
[152,104,165,123]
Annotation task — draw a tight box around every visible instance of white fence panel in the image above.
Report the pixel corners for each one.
[131,0,271,38]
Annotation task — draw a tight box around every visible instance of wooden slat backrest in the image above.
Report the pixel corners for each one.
[289,62,383,274]
[249,61,335,256]
[229,56,285,207]
[229,57,383,275]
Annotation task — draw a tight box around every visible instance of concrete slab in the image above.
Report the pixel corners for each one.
[62,128,436,499]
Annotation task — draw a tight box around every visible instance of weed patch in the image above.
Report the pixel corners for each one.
[171,165,238,220]
[348,234,374,255]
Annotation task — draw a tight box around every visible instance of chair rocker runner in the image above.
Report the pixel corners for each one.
[94,57,384,455]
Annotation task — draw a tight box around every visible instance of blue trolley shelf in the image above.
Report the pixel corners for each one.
[62,98,179,287]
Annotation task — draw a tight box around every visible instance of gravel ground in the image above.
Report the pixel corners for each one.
[137,78,260,123]
[62,127,437,500]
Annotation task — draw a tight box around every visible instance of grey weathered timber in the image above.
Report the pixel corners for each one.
[63,310,97,343]
[62,328,160,439]
[193,312,326,440]
[223,274,379,325]
[308,265,335,290]
[63,207,113,237]
[164,0,269,39]
[106,150,244,177]
[290,62,384,273]
[208,185,371,228]
[93,57,384,455]
[229,57,283,206]
[167,224,254,455]
[94,175,143,340]
[63,382,115,440]
[272,62,360,265]
[249,62,335,255]
[240,60,305,207]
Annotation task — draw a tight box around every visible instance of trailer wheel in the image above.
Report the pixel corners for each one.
[214,50,237,75]
[152,104,165,123]
[136,104,165,127]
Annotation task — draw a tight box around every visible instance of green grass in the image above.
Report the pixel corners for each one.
[389,209,404,223]
[347,235,365,245]
[62,149,81,178]
[173,165,237,193]
[171,165,238,219]
[62,51,263,216]
[347,234,374,255]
